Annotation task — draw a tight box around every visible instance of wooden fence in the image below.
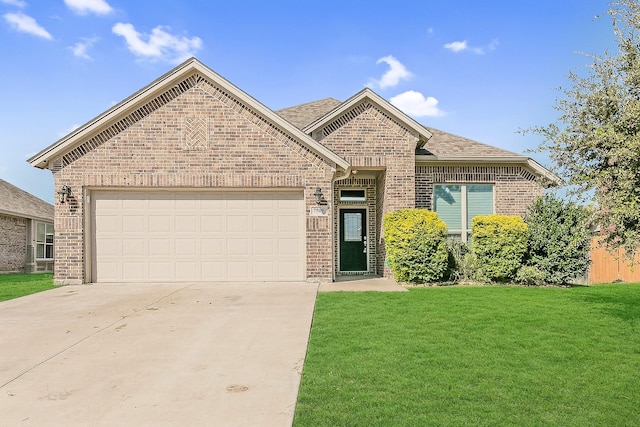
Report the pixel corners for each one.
[589,237,640,284]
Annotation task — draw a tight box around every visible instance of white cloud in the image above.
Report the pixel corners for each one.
[368,55,412,89]
[390,90,445,118]
[475,39,499,54]
[112,22,202,63]
[3,12,52,39]
[444,40,468,53]
[69,37,98,59]
[64,0,113,15]
[444,39,499,55]
[0,0,27,7]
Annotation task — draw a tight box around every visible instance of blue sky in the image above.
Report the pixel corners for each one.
[0,0,615,204]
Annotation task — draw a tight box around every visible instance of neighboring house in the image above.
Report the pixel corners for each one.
[0,179,54,273]
[28,58,556,285]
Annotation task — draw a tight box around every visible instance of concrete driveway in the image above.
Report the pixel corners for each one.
[0,282,318,426]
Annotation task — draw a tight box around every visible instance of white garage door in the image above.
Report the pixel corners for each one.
[91,190,305,282]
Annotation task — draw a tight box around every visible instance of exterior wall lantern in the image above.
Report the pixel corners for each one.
[314,187,327,205]
[58,185,71,204]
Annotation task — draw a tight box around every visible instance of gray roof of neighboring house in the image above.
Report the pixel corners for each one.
[0,179,54,222]
[276,98,342,129]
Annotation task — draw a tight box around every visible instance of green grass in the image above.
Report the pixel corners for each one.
[295,284,640,426]
[0,273,55,302]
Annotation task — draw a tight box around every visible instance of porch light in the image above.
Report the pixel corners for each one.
[314,187,326,205]
[58,185,71,204]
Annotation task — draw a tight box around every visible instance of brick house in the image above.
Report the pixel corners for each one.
[0,179,54,273]
[28,58,555,285]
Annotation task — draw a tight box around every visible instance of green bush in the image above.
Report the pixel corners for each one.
[446,240,479,282]
[384,209,449,283]
[524,194,591,285]
[515,265,547,286]
[472,215,528,282]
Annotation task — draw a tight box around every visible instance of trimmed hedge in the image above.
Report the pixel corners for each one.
[384,209,449,283]
[472,215,528,282]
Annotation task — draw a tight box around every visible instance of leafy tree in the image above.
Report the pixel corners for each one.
[524,194,592,285]
[529,0,640,258]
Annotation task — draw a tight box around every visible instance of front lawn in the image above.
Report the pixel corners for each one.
[295,284,640,426]
[0,273,55,302]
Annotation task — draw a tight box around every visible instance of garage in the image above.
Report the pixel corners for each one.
[91,190,305,282]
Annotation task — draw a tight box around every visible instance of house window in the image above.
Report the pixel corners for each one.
[36,222,54,260]
[339,189,366,202]
[434,184,494,242]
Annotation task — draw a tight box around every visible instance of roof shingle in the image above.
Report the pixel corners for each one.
[0,179,54,221]
[423,127,523,158]
[276,98,342,129]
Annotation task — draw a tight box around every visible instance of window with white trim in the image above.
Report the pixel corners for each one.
[36,222,54,260]
[434,184,494,243]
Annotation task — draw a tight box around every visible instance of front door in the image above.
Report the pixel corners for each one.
[339,208,368,272]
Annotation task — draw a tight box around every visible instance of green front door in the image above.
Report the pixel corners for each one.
[339,208,368,272]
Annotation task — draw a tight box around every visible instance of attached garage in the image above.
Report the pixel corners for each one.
[91,190,305,283]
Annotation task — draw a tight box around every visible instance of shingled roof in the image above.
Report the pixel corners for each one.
[423,127,523,158]
[276,97,524,159]
[276,98,342,129]
[0,179,53,222]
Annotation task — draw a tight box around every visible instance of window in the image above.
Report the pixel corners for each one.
[434,184,493,242]
[339,189,366,202]
[36,222,54,260]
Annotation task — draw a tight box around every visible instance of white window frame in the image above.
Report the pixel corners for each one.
[35,221,54,261]
[433,183,495,243]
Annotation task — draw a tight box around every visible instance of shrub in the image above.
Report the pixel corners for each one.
[515,265,547,286]
[384,209,449,283]
[446,240,479,282]
[524,193,591,285]
[472,215,528,282]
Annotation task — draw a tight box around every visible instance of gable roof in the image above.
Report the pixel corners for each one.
[276,98,342,129]
[0,179,54,222]
[302,88,433,146]
[28,58,349,171]
[278,90,559,184]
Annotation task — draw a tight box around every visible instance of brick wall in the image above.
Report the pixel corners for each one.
[53,80,336,284]
[415,165,545,215]
[0,214,27,272]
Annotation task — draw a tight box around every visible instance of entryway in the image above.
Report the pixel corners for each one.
[339,208,368,272]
